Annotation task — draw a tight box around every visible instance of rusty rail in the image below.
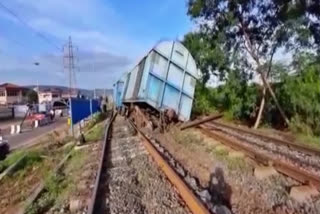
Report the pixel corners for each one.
[199,125,320,189]
[208,121,320,156]
[87,111,117,214]
[129,120,211,214]
[180,114,223,130]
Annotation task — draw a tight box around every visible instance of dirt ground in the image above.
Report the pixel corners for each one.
[154,127,320,214]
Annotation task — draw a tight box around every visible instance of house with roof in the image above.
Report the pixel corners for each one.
[0,83,29,105]
[38,88,63,104]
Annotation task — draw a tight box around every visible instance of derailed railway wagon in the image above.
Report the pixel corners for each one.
[114,40,199,121]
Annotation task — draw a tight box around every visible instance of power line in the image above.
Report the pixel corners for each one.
[0,2,61,51]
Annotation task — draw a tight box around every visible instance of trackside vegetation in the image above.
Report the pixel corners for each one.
[184,0,320,140]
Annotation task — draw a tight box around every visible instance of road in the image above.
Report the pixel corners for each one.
[0,118,21,129]
[7,117,67,150]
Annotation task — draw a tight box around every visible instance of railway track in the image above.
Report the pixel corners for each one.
[88,113,213,214]
[199,122,320,188]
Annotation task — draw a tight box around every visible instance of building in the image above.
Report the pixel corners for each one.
[61,89,79,99]
[0,83,28,105]
[38,88,62,104]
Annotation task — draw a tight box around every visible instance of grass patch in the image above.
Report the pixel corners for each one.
[0,150,25,173]
[13,151,42,173]
[85,112,107,131]
[210,147,249,172]
[26,173,69,214]
[296,134,320,148]
[226,157,248,171]
[173,129,204,146]
[26,149,88,214]
[85,122,105,142]
[65,150,86,173]
[62,142,75,155]
[211,148,229,160]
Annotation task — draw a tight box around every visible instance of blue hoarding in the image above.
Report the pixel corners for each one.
[70,98,100,124]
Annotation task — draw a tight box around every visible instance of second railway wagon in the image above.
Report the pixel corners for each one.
[116,40,199,121]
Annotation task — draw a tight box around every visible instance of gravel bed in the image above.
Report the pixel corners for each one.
[206,123,320,177]
[155,129,320,214]
[96,117,188,214]
[147,135,232,214]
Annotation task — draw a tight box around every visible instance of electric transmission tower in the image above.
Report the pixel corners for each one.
[63,36,78,98]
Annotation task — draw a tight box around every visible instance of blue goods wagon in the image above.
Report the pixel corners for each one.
[113,75,126,109]
[119,40,199,121]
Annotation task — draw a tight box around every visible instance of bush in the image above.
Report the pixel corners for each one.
[273,53,320,136]
[193,70,259,123]
[192,85,217,116]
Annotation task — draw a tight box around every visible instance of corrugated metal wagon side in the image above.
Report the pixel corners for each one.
[121,40,199,121]
[113,74,126,109]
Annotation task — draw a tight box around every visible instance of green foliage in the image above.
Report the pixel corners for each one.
[26,90,38,104]
[215,70,259,121]
[13,151,42,174]
[0,151,42,175]
[85,112,107,131]
[193,70,259,122]
[274,53,320,135]
[193,52,320,137]
[26,173,68,214]
[192,84,217,116]
[174,129,204,146]
[182,32,228,85]
[0,150,25,173]
[85,122,104,142]
[186,0,320,138]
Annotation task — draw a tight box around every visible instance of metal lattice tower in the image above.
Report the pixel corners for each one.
[63,36,78,98]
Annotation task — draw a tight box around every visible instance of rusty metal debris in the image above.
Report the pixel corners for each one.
[180,114,223,130]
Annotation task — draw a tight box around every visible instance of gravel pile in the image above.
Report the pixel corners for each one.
[206,123,320,176]
[98,117,187,214]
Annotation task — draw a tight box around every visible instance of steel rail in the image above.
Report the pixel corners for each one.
[208,121,320,156]
[180,114,223,130]
[129,120,211,214]
[87,111,117,214]
[199,125,320,189]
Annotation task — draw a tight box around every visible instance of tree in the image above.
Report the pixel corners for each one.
[26,90,38,104]
[182,32,229,86]
[187,0,313,127]
[275,52,320,135]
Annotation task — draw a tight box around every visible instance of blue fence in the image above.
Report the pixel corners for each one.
[70,98,100,124]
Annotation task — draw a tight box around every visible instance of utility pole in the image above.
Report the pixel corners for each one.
[63,36,77,98]
[34,62,40,98]
[63,36,78,137]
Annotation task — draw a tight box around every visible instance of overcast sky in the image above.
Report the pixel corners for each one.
[0,0,192,89]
